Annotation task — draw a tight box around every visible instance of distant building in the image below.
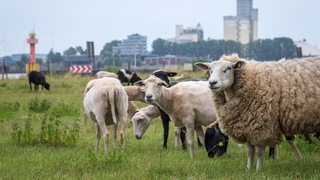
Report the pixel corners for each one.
[295,40,320,57]
[167,23,204,44]
[144,55,192,66]
[224,0,258,44]
[11,53,48,63]
[112,34,147,55]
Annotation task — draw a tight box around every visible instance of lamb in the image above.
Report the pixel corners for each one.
[195,54,320,170]
[95,71,118,79]
[83,77,128,152]
[135,76,217,159]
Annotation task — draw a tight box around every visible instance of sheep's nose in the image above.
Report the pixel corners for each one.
[209,81,217,86]
[146,94,152,102]
[135,134,142,139]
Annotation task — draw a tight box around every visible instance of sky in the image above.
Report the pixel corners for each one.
[0,0,320,56]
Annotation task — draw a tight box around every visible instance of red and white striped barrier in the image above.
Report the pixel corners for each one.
[69,65,92,73]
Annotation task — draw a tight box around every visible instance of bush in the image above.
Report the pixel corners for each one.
[11,113,80,146]
[28,97,51,113]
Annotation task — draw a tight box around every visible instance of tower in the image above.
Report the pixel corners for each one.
[26,31,40,72]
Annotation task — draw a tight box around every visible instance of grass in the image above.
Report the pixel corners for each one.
[0,72,319,179]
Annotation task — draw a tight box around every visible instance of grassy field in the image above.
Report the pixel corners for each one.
[0,72,319,179]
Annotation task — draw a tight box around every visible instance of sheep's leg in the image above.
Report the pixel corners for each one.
[113,123,118,149]
[255,145,265,171]
[97,120,109,153]
[95,123,101,151]
[246,142,254,170]
[160,111,170,149]
[180,127,187,150]
[186,126,195,159]
[195,126,205,147]
[119,119,125,150]
[174,127,181,148]
[285,135,302,158]
[288,140,302,159]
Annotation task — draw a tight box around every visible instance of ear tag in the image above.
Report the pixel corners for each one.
[237,63,241,68]
[218,142,224,147]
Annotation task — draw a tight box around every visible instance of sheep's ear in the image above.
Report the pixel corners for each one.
[194,62,210,70]
[134,80,144,86]
[167,72,177,77]
[161,81,169,87]
[233,60,246,69]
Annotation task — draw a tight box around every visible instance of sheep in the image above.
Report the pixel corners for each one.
[28,71,50,91]
[83,77,128,152]
[131,104,160,139]
[117,69,142,85]
[204,122,229,158]
[135,75,217,159]
[95,71,118,79]
[194,54,320,170]
[124,70,191,150]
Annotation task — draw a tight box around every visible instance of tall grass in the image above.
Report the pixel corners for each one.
[0,72,319,179]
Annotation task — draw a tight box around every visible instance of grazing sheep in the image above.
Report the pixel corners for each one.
[117,69,142,85]
[95,71,118,79]
[195,54,320,170]
[125,70,191,150]
[204,122,229,158]
[28,71,50,91]
[131,104,160,139]
[135,76,217,159]
[83,77,128,152]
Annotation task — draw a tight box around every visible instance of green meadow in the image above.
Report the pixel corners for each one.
[0,72,319,179]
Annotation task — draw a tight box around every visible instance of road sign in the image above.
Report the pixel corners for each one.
[69,65,92,73]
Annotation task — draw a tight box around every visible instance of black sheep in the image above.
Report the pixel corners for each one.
[28,71,50,91]
[205,123,229,158]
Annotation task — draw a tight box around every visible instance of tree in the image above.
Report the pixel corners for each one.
[47,49,63,64]
[76,46,86,55]
[100,40,121,67]
[63,47,77,56]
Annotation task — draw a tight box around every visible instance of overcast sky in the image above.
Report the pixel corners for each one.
[0,0,319,56]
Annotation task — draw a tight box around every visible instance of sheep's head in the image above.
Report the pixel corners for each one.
[195,57,245,92]
[131,110,152,139]
[134,75,169,103]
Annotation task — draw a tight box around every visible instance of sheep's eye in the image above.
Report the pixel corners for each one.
[140,87,145,92]
[223,67,231,73]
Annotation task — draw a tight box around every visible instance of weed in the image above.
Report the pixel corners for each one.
[11,113,80,146]
[28,97,51,113]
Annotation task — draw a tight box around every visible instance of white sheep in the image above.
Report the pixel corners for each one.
[195,54,320,170]
[131,105,160,139]
[83,77,128,152]
[95,70,118,79]
[135,76,217,159]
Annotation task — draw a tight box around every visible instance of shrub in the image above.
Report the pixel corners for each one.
[28,97,51,113]
[11,113,80,146]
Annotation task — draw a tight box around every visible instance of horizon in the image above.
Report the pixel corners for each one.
[1,0,320,56]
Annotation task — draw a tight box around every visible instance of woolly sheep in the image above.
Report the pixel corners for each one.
[195,54,320,170]
[135,76,217,159]
[83,77,128,152]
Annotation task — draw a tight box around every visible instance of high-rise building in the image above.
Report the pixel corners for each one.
[168,23,204,44]
[112,34,147,55]
[224,0,258,44]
